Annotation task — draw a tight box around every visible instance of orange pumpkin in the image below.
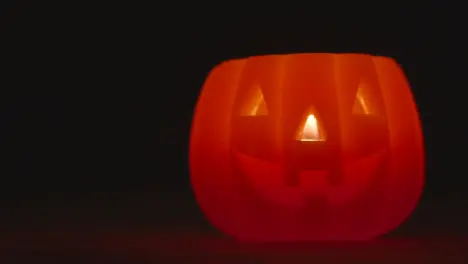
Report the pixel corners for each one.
[189,53,424,242]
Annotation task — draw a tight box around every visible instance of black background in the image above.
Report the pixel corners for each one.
[0,1,467,261]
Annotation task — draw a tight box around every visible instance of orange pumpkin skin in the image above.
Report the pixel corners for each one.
[189,53,424,242]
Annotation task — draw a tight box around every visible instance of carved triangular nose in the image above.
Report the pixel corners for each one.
[295,106,327,142]
[297,114,325,142]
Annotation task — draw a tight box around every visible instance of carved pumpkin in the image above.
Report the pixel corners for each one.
[189,53,424,242]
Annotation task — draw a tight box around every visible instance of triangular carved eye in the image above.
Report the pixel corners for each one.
[352,83,376,115]
[239,84,269,116]
[295,106,326,142]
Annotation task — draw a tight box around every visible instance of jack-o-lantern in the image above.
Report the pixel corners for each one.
[189,53,424,242]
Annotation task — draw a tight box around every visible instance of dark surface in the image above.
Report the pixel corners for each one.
[1,232,468,263]
[0,1,467,262]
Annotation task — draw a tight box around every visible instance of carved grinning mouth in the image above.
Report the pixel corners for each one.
[233,148,387,209]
